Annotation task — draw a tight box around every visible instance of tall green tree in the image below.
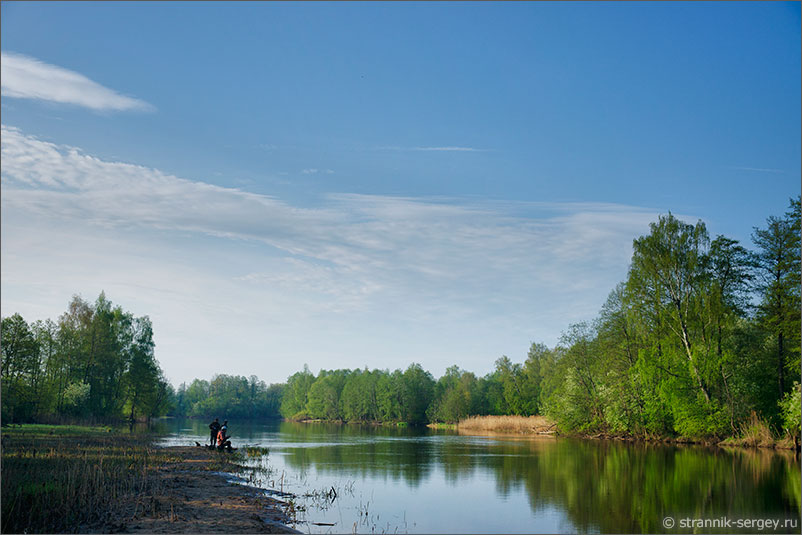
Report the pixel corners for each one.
[306,370,349,420]
[1,313,41,422]
[124,316,158,421]
[752,196,801,398]
[280,365,315,419]
[399,364,435,424]
[631,214,713,404]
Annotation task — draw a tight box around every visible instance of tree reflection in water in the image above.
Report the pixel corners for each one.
[276,423,799,533]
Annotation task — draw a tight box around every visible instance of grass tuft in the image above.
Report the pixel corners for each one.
[244,445,270,458]
[720,412,777,448]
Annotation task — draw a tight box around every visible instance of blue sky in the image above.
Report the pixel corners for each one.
[2,2,800,386]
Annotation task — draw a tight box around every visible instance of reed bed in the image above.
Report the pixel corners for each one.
[1,424,175,533]
[718,411,798,449]
[457,415,555,434]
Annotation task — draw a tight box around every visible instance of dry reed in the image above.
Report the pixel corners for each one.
[1,425,174,533]
[457,415,554,434]
[720,411,778,448]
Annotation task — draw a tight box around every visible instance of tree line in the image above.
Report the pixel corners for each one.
[1,293,171,423]
[0,293,286,424]
[3,197,799,438]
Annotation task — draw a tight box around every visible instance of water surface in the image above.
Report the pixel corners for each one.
[157,419,800,534]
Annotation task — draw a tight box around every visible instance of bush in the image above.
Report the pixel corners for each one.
[778,382,801,435]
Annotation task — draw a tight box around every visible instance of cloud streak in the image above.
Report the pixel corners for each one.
[0,52,154,112]
[0,124,665,313]
[377,146,490,152]
[1,125,677,383]
[727,166,784,174]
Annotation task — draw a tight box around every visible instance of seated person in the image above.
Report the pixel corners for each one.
[216,426,233,451]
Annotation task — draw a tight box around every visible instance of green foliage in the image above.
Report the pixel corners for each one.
[305,370,348,420]
[280,366,315,419]
[752,197,801,400]
[399,364,435,424]
[539,198,801,439]
[1,313,41,422]
[428,366,477,423]
[1,293,171,423]
[62,381,91,416]
[778,382,801,435]
[177,374,283,419]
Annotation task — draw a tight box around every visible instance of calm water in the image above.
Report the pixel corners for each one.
[156,419,800,534]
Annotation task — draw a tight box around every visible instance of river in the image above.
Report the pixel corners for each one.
[155,419,800,534]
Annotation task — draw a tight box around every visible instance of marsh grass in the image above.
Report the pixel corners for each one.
[457,415,554,434]
[1,424,173,533]
[244,445,270,458]
[719,412,789,449]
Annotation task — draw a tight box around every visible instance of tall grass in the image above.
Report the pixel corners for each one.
[1,425,175,533]
[719,411,789,449]
[457,415,554,434]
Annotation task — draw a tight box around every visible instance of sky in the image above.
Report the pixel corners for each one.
[1,1,800,387]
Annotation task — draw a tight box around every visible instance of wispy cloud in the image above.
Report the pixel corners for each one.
[377,146,490,152]
[301,168,334,175]
[0,52,154,112]
[1,125,676,383]
[727,166,784,174]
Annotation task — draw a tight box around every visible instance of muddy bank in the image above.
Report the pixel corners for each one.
[124,446,298,533]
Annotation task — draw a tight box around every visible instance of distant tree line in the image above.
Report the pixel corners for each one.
[172,375,283,419]
[277,357,545,425]
[1,293,171,423]
[3,197,799,439]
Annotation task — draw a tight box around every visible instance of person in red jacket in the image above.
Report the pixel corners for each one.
[216,421,232,451]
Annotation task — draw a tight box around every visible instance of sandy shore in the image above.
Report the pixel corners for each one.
[123,446,298,533]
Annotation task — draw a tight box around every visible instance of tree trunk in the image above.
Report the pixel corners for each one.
[778,331,785,396]
[679,317,711,403]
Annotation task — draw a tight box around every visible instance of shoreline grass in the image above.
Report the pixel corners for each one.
[1,424,175,533]
[457,415,556,435]
[717,412,799,450]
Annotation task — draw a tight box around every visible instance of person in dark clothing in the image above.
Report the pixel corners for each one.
[209,418,221,447]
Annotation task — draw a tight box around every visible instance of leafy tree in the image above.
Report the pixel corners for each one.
[428,366,476,423]
[280,365,315,419]
[631,214,713,404]
[376,369,404,422]
[124,316,158,421]
[399,364,435,424]
[306,370,348,420]
[778,381,801,440]
[1,314,41,422]
[341,369,380,422]
[752,196,801,399]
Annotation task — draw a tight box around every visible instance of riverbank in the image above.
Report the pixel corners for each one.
[449,415,799,451]
[124,445,297,533]
[286,414,799,451]
[1,424,298,533]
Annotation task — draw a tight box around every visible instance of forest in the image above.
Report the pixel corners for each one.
[2,197,799,440]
